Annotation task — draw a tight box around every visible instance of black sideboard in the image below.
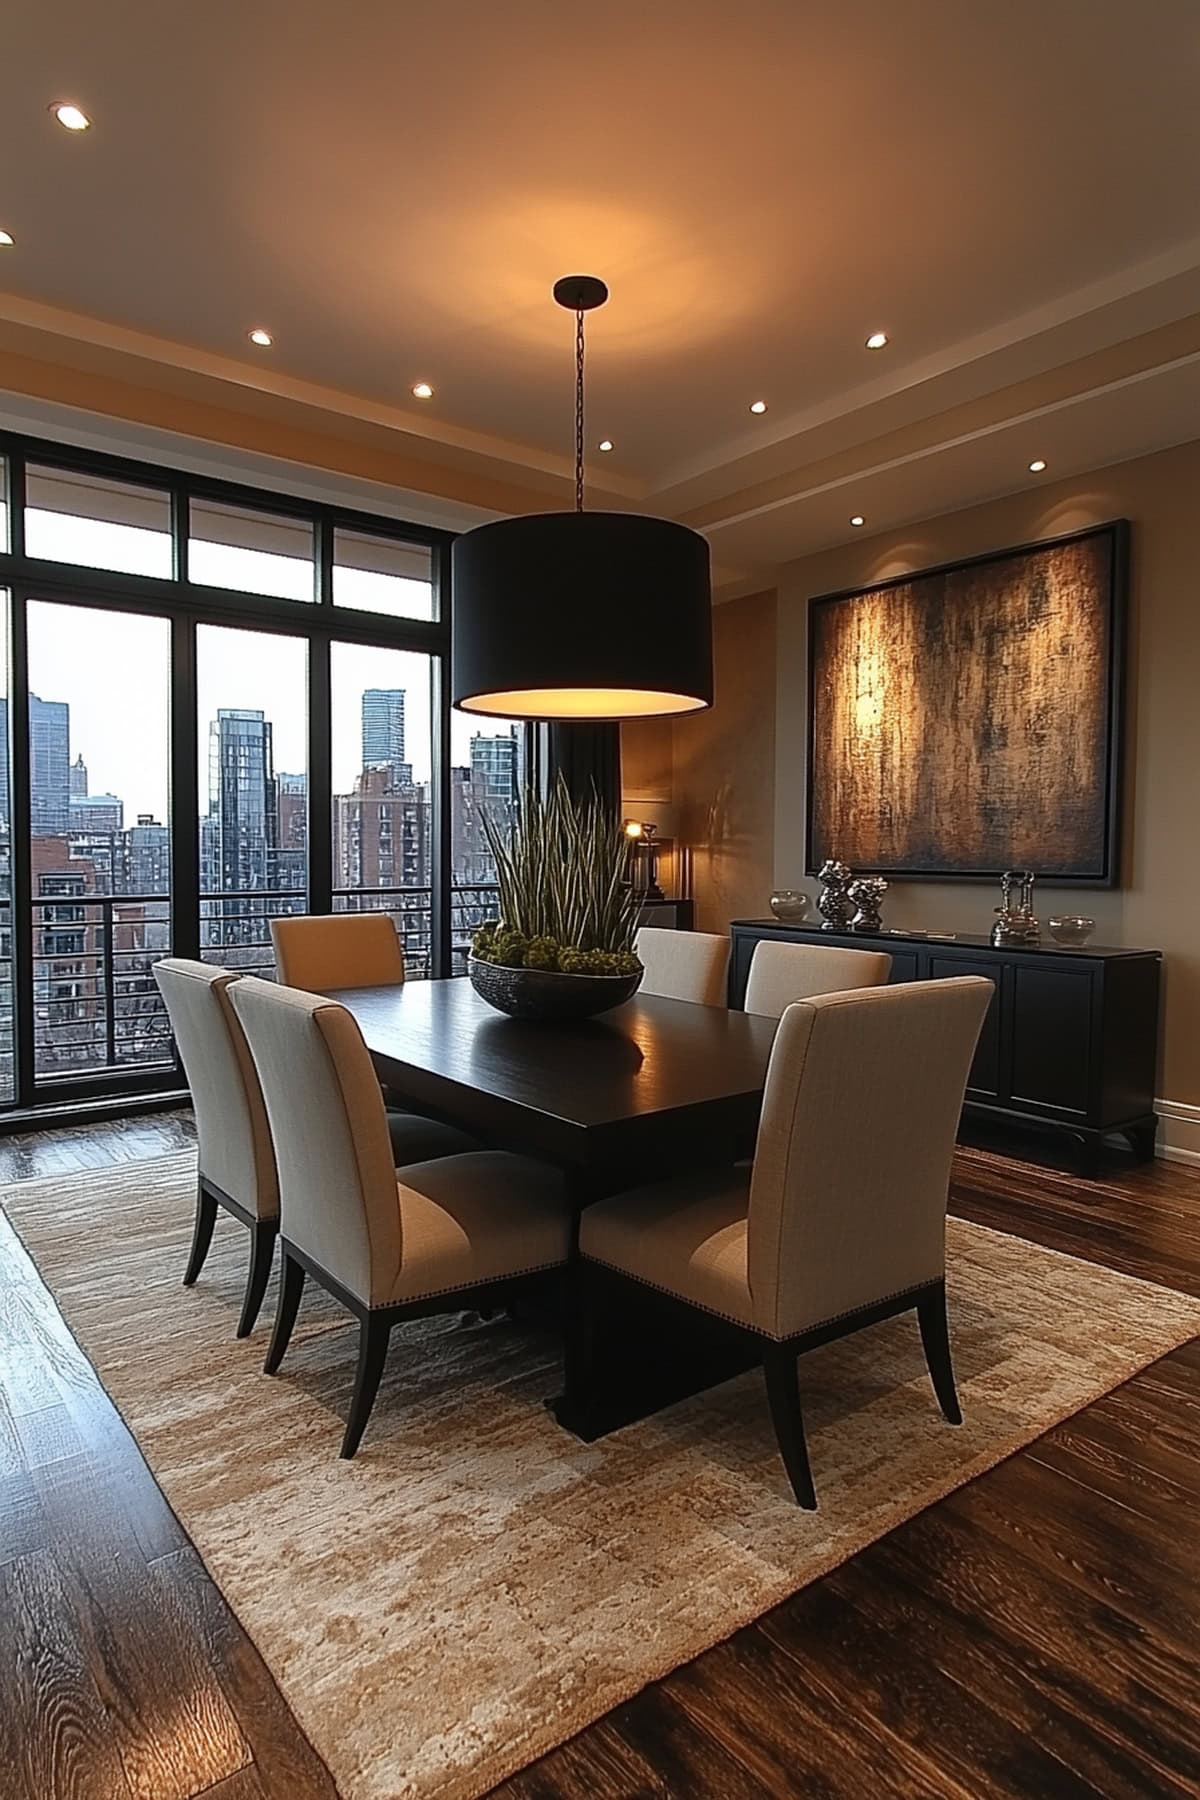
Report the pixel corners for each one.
[729,920,1161,1171]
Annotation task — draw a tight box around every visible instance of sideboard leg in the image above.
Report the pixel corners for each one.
[1123,1118,1158,1164]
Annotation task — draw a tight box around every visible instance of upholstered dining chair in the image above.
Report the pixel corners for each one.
[570,976,993,1507]
[269,911,477,1163]
[228,977,572,1458]
[153,958,278,1336]
[744,939,892,1016]
[635,926,731,1007]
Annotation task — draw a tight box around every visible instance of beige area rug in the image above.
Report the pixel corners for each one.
[6,1153,1200,1800]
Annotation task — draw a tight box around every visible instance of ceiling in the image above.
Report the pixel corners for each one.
[2,0,1200,588]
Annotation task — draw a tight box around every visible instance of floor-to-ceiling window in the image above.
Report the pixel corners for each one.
[0,430,523,1119]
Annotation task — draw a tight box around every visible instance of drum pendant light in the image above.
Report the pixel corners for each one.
[451,275,713,721]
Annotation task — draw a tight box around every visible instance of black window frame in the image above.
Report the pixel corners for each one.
[0,428,466,1120]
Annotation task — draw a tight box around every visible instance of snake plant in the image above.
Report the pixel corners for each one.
[472,776,641,975]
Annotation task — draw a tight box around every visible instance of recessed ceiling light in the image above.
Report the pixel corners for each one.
[865,331,889,350]
[749,400,768,414]
[0,231,13,247]
[248,328,273,347]
[1028,458,1047,473]
[850,515,865,527]
[51,102,91,131]
[412,381,434,400]
[598,439,614,452]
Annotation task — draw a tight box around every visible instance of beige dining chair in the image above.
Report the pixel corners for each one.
[270,911,477,1162]
[635,926,731,1007]
[744,939,892,1016]
[153,958,279,1336]
[228,977,572,1457]
[571,976,993,1507]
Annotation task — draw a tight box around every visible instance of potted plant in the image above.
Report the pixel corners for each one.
[469,778,643,1020]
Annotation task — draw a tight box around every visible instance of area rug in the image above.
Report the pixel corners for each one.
[5,1152,1200,1800]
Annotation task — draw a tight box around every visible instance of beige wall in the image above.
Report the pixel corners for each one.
[622,590,777,934]
[649,439,1200,1105]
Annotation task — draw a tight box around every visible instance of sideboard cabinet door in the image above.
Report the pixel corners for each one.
[928,955,1003,1100]
[1008,964,1094,1117]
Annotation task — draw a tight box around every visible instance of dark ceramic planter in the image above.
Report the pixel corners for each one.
[467,956,643,1021]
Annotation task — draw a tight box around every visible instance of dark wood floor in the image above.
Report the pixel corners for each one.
[2,1113,1198,1799]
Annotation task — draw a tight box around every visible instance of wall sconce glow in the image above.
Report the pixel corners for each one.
[51,102,91,131]
[0,231,13,247]
[598,439,614,452]
[1028,459,1047,473]
[412,382,434,400]
[850,515,865,527]
[623,820,645,839]
[749,400,768,414]
[248,328,273,347]
[865,331,889,350]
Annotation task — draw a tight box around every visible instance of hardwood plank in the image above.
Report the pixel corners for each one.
[489,1715,669,1798]
[153,1545,338,1800]
[662,1617,978,1799]
[0,1549,135,1800]
[34,1458,252,1800]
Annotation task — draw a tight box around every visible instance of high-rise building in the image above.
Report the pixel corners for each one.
[29,694,71,835]
[122,815,170,895]
[69,792,124,835]
[361,689,411,786]
[469,728,521,807]
[276,772,308,893]
[70,753,89,798]
[204,708,278,893]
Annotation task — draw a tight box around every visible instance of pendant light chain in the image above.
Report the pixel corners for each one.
[575,307,586,513]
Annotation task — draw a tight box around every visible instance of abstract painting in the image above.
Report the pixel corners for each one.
[806,522,1126,883]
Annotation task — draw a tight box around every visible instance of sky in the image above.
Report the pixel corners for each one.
[17,516,512,823]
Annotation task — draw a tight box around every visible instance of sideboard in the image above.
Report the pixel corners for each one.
[729,920,1161,1171]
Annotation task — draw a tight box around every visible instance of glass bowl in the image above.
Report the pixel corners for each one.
[769,890,810,924]
[1047,915,1096,948]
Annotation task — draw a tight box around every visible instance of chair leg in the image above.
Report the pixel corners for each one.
[917,1282,962,1425]
[237,1221,277,1339]
[264,1250,305,1375]
[183,1181,218,1287]
[763,1344,817,1509]
[341,1314,393,1459]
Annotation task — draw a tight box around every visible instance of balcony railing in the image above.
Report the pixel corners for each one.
[21,884,503,1086]
[31,892,173,1082]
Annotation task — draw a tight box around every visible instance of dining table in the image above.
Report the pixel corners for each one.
[325,975,780,1435]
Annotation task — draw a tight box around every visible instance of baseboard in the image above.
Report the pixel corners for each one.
[1155,1099,1200,1167]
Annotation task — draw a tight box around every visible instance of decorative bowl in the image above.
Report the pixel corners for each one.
[468,956,643,1021]
[769,890,810,924]
[1047,915,1097,947]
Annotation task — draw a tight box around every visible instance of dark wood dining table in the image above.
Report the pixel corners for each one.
[326,975,779,1202]
[325,976,780,1436]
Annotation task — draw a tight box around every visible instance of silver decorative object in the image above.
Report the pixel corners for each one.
[848,876,888,932]
[817,859,855,930]
[769,889,810,924]
[1048,914,1096,947]
[991,870,1040,947]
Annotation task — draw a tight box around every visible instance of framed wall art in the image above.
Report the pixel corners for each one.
[806,521,1128,884]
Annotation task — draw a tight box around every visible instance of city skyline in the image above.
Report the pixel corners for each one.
[23,603,518,824]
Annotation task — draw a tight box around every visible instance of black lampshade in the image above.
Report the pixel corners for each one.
[451,510,713,721]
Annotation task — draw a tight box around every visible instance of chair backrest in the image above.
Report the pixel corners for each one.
[227,977,401,1306]
[635,927,730,1007]
[153,958,278,1219]
[747,977,993,1339]
[744,939,892,1017]
[270,912,405,992]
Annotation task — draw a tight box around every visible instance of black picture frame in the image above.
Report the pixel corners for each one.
[805,520,1129,886]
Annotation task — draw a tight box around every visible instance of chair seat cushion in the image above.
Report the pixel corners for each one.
[385,1151,570,1305]
[386,1110,478,1165]
[579,1167,755,1329]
